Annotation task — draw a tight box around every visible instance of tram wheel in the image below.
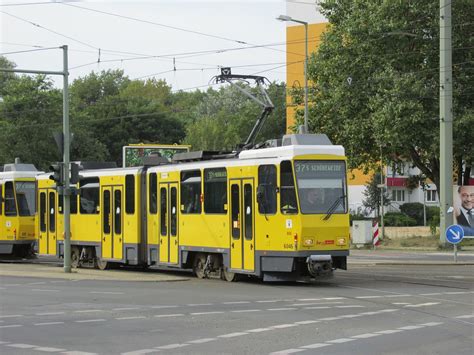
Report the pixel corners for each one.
[193,254,207,279]
[221,267,237,282]
[96,257,109,270]
[71,246,81,268]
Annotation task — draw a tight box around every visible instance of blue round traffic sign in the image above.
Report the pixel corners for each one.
[445,224,464,244]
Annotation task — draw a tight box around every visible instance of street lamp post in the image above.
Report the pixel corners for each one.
[277,15,309,133]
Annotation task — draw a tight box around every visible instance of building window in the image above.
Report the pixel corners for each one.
[392,189,405,202]
[204,168,227,214]
[125,175,135,214]
[392,162,405,176]
[426,190,437,202]
[181,170,201,214]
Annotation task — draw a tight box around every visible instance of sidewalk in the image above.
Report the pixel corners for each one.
[348,249,474,266]
[0,262,190,282]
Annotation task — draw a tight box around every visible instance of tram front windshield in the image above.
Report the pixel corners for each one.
[15,181,36,216]
[294,161,347,214]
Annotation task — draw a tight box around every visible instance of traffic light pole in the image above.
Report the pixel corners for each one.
[62,46,71,273]
[0,45,72,273]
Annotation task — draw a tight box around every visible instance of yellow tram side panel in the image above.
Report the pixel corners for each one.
[169,167,229,250]
[254,154,350,254]
[0,178,37,246]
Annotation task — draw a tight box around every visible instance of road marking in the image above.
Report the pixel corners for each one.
[187,338,216,344]
[28,282,47,285]
[270,349,305,354]
[419,292,442,296]
[455,314,474,319]
[155,343,189,349]
[187,303,213,306]
[301,343,332,349]
[75,319,106,323]
[62,352,98,355]
[336,305,365,308]
[35,346,66,352]
[376,329,403,334]
[113,307,140,311]
[268,307,297,311]
[190,311,224,315]
[246,327,272,332]
[34,322,65,326]
[398,325,425,330]
[356,295,383,299]
[303,306,330,310]
[292,302,343,306]
[32,289,60,292]
[231,309,261,313]
[150,305,178,309]
[116,316,147,320]
[326,338,355,343]
[272,324,299,329]
[73,310,103,313]
[256,300,281,303]
[7,343,36,348]
[444,291,469,295]
[223,301,250,304]
[0,314,23,318]
[294,320,319,325]
[36,312,65,316]
[0,324,22,328]
[121,350,159,355]
[420,322,443,326]
[392,302,410,305]
[218,332,248,338]
[90,291,123,295]
[351,333,381,339]
[154,314,183,318]
[404,302,440,308]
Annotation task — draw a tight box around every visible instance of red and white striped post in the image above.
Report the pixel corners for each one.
[373,220,381,249]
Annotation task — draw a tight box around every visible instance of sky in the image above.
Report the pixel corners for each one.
[0,0,304,92]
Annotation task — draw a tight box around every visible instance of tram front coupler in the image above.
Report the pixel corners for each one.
[306,255,333,278]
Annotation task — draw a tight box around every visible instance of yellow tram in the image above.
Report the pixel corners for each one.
[0,162,38,256]
[38,134,350,281]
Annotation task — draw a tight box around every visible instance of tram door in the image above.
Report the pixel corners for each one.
[230,178,255,271]
[159,182,178,264]
[101,186,123,260]
[38,189,57,255]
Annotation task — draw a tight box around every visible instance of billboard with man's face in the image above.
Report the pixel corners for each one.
[454,185,474,237]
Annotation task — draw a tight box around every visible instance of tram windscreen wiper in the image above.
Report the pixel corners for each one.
[322,195,346,221]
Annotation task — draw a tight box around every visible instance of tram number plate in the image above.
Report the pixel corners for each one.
[283,244,294,249]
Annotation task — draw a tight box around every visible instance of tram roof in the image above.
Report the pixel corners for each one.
[0,171,41,180]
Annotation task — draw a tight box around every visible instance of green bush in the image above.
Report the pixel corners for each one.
[426,206,440,224]
[400,203,424,225]
[384,212,417,226]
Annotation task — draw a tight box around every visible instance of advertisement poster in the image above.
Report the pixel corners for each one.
[453,185,474,236]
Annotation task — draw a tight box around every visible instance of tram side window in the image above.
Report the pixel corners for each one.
[39,192,46,232]
[149,173,157,214]
[4,182,17,216]
[204,168,227,214]
[181,170,202,214]
[258,165,277,214]
[280,161,298,214]
[125,175,135,214]
[59,194,78,214]
[16,182,36,216]
[79,178,99,214]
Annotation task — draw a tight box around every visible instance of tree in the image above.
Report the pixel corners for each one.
[301,0,474,192]
[362,172,390,216]
[184,82,286,151]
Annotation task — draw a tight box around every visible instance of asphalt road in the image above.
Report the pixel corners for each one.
[0,252,473,355]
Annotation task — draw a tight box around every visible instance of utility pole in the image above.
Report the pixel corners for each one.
[0,45,72,272]
[439,0,453,245]
[62,45,71,273]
